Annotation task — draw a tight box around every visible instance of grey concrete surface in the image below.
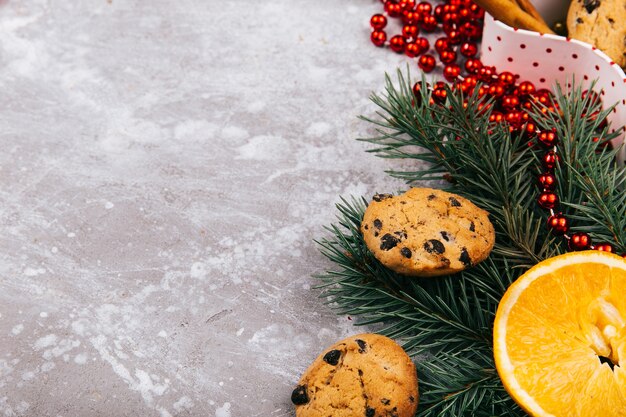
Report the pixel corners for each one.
[0,1,426,416]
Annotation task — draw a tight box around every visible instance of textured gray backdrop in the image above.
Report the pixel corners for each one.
[0,1,430,416]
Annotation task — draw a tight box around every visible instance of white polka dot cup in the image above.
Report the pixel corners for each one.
[481,14,626,164]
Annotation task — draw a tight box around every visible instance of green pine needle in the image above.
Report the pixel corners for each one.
[315,68,626,416]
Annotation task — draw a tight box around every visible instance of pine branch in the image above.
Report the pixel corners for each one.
[316,68,626,416]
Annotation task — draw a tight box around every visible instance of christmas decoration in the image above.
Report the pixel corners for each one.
[316,70,625,416]
[370,0,484,77]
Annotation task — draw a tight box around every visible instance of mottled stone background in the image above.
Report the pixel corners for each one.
[0,1,428,416]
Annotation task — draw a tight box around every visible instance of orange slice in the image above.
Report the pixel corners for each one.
[493,251,626,416]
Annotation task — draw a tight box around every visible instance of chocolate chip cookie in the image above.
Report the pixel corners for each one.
[361,188,495,277]
[567,0,626,68]
[291,333,418,417]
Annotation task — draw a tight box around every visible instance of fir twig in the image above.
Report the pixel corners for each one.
[316,68,626,416]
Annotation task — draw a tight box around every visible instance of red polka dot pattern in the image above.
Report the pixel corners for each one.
[481,14,626,164]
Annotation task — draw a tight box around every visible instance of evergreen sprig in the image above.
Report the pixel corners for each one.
[315,69,625,416]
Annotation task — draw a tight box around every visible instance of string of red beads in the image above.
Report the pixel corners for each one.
[370,0,484,78]
[371,1,622,256]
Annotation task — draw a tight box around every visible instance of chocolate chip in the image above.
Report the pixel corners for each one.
[356,339,367,353]
[323,349,341,365]
[469,221,475,232]
[291,385,309,405]
[373,193,393,202]
[366,408,376,417]
[424,239,445,254]
[427,194,436,200]
[400,247,412,258]
[364,224,369,230]
[440,231,449,241]
[409,396,415,403]
[394,231,407,239]
[608,17,615,24]
[374,232,379,237]
[576,17,583,23]
[373,219,382,230]
[583,0,599,13]
[380,234,399,251]
[459,248,472,266]
[381,398,390,405]
[449,197,461,207]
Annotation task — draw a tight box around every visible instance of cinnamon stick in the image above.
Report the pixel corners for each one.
[514,0,550,30]
[472,0,555,34]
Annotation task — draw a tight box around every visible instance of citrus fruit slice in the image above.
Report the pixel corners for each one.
[494,251,626,416]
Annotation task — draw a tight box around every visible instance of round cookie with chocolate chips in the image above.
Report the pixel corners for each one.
[291,333,418,417]
[361,188,495,277]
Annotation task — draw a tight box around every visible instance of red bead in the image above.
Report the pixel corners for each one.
[385,1,403,17]
[402,25,419,40]
[505,110,522,126]
[594,243,614,253]
[543,151,560,170]
[402,10,421,24]
[371,30,387,47]
[443,4,459,13]
[537,191,558,209]
[458,8,471,22]
[463,75,478,88]
[489,111,505,124]
[433,4,445,21]
[488,83,506,98]
[524,121,538,138]
[420,15,438,31]
[464,58,483,74]
[412,82,426,99]
[405,42,421,57]
[443,64,461,82]
[501,95,520,110]
[432,86,448,104]
[516,81,536,96]
[547,213,569,235]
[469,3,485,19]
[442,12,459,25]
[439,49,457,64]
[418,54,436,72]
[414,37,430,53]
[459,42,478,57]
[389,35,406,53]
[538,130,559,147]
[460,21,482,40]
[370,14,388,30]
[434,37,450,54]
[538,172,556,190]
[477,65,496,82]
[569,232,591,251]
[416,1,433,14]
[447,30,462,44]
[498,71,517,86]
[400,0,417,10]
[476,101,492,115]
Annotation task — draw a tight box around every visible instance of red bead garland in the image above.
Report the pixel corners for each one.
[371,1,620,256]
